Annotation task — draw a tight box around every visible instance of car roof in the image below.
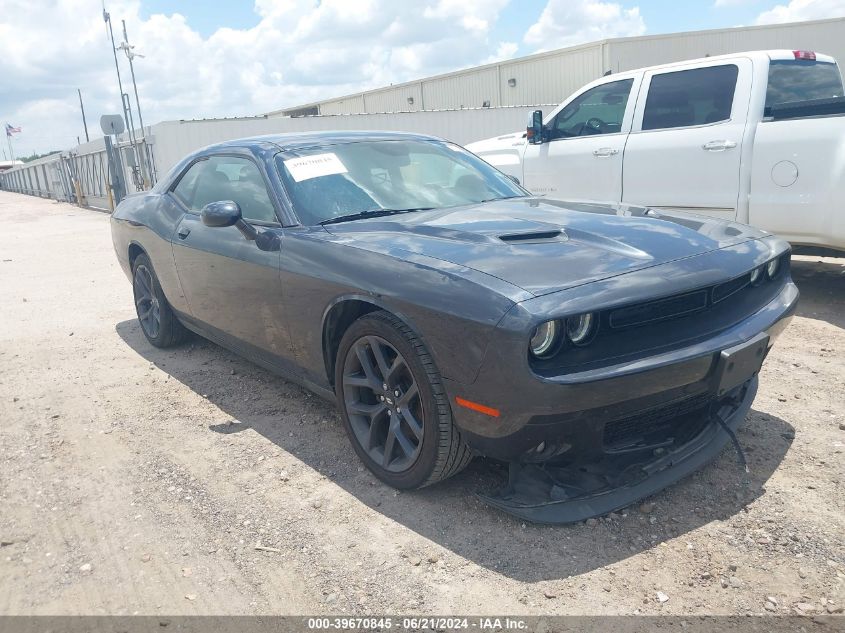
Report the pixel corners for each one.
[199,130,445,154]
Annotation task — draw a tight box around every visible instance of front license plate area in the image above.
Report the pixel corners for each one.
[715,332,770,396]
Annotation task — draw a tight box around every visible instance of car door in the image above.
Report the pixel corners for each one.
[168,153,296,368]
[622,58,752,220]
[522,77,638,202]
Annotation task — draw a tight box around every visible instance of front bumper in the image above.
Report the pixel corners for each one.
[444,279,797,461]
[479,377,758,524]
[442,267,796,523]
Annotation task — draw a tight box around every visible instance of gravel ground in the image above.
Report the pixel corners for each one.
[0,191,843,617]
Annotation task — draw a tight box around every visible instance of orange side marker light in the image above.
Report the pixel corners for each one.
[455,396,500,418]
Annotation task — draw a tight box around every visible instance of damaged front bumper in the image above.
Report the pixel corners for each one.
[479,377,758,524]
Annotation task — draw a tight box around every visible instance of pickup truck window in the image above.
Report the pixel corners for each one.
[550,79,633,140]
[642,64,738,131]
[765,60,844,110]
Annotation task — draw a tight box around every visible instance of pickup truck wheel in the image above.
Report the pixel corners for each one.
[132,253,188,348]
[336,311,472,489]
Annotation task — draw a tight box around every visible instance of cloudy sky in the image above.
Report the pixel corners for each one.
[2,0,845,156]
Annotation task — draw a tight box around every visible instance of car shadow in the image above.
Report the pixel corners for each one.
[791,256,845,329]
[116,320,793,582]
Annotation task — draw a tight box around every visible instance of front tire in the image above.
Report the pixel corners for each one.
[335,311,472,489]
[132,253,188,348]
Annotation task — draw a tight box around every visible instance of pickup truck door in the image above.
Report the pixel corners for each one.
[622,58,753,220]
[522,77,639,202]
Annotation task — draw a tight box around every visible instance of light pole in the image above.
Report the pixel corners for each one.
[117,19,153,186]
[78,89,90,142]
[103,7,142,189]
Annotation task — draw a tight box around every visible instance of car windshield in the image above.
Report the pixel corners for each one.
[275,139,527,226]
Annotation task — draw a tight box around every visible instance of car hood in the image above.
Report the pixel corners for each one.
[322,198,766,297]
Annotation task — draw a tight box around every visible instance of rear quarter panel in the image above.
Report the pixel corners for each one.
[111,192,189,313]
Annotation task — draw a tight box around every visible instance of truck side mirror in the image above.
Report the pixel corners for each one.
[527,110,544,145]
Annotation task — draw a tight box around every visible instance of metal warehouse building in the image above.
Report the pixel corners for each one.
[3,16,845,209]
[271,16,845,117]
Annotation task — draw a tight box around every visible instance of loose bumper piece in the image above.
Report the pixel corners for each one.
[479,378,757,524]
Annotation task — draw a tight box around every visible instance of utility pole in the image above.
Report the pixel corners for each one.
[103,7,142,189]
[78,89,90,142]
[119,19,152,186]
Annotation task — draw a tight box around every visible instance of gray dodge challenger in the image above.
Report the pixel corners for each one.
[111,131,798,523]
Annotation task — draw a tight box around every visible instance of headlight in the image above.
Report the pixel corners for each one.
[749,266,765,285]
[529,320,561,358]
[766,257,780,279]
[566,312,596,346]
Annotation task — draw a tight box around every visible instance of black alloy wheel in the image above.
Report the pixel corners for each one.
[131,253,188,348]
[133,263,161,340]
[343,335,423,473]
[335,311,472,489]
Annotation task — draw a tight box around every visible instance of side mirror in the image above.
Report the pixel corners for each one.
[200,199,268,245]
[526,110,544,145]
[201,200,242,227]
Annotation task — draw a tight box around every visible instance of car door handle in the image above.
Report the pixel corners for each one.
[593,147,620,157]
[177,227,191,240]
[702,140,737,152]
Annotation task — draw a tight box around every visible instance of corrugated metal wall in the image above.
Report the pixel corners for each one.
[1,107,537,204]
[295,43,604,115]
[362,84,424,113]
[497,43,605,107]
[151,107,534,176]
[608,18,845,72]
[276,17,844,117]
[422,66,501,109]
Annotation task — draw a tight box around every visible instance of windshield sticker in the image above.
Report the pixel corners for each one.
[283,152,348,182]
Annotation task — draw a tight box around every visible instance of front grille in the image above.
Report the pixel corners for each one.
[713,273,752,303]
[609,290,708,329]
[603,392,713,452]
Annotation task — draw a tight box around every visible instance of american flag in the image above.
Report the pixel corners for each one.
[5,123,21,137]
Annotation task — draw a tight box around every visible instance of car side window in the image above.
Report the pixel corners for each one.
[642,64,738,131]
[172,156,279,224]
[171,160,205,210]
[550,79,633,140]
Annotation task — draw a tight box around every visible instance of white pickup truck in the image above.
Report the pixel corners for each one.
[467,50,845,255]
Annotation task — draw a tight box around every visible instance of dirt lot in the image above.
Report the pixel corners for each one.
[0,191,843,617]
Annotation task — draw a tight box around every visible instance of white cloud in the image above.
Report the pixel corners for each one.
[0,0,513,155]
[486,41,520,63]
[523,0,646,51]
[713,0,756,7]
[756,0,845,23]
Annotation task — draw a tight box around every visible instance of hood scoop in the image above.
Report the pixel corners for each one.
[499,229,566,244]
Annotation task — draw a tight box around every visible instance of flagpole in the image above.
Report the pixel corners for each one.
[6,134,13,162]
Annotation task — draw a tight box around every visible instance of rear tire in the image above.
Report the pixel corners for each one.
[132,253,188,348]
[335,311,473,489]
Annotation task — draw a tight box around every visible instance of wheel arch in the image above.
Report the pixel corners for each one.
[128,241,147,270]
[321,295,422,387]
